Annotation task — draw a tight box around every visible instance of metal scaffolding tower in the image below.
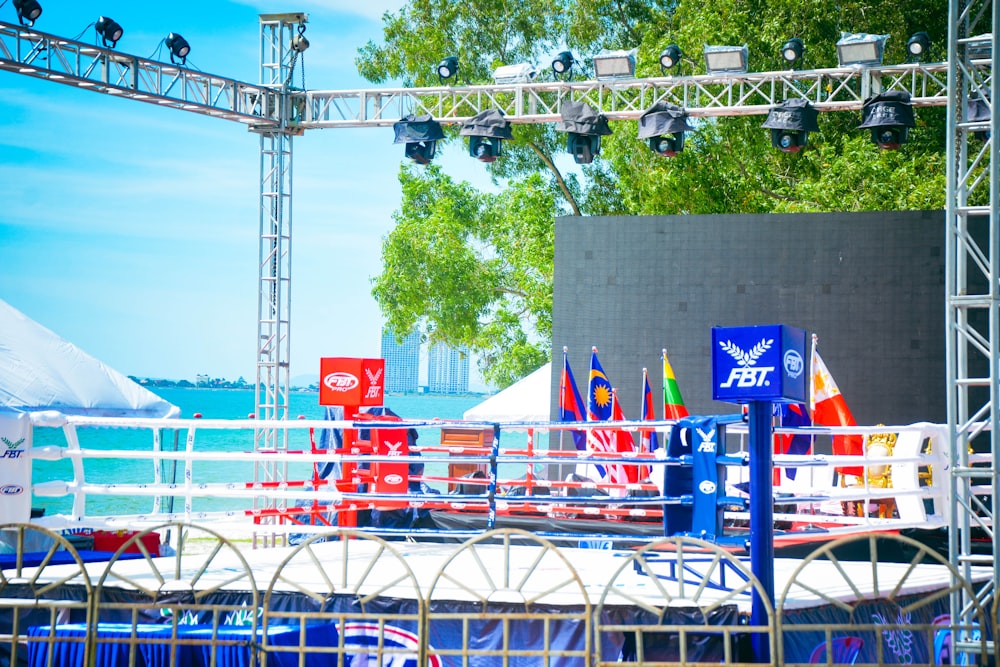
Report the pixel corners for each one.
[946,0,999,659]
[1,11,996,626]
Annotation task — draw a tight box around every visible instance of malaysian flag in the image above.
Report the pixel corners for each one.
[587,348,636,488]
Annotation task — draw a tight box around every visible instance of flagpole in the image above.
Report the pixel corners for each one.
[559,346,568,459]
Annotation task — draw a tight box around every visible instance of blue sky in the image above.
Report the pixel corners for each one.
[1,0,493,386]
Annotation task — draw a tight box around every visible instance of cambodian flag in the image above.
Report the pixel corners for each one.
[559,348,587,451]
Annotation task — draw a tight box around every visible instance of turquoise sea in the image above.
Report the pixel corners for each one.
[30,388,489,518]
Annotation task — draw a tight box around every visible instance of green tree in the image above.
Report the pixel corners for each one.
[361,0,948,387]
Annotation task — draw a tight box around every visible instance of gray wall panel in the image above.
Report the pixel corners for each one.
[550,210,945,427]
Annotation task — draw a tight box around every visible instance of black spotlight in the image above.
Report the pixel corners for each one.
[858,91,915,150]
[551,51,575,80]
[781,38,804,68]
[906,32,931,62]
[393,114,445,165]
[659,45,682,74]
[460,109,513,163]
[638,102,694,157]
[95,16,123,48]
[166,33,190,65]
[556,100,611,164]
[761,98,819,153]
[436,56,458,83]
[13,0,42,26]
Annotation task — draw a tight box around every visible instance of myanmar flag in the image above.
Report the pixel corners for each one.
[662,349,689,420]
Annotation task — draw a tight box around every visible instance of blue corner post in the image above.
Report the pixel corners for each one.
[747,400,775,662]
[712,324,808,663]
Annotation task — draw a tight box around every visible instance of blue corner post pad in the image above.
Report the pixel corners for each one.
[662,414,743,539]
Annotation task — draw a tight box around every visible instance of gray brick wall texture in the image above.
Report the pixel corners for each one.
[549,210,946,428]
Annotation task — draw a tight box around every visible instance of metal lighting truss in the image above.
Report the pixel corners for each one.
[0,22,279,124]
[294,62,949,127]
[1,13,995,608]
[947,0,999,660]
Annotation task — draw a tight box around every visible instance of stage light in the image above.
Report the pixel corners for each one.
[165,33,190,65]
[556,100,611,164]
[968,87,990,140]
[393,114,445,165]
[460,108,513,163]
[906,32,930,62]
[659,45,682,74]
[637,102,693,157]
[781,38,804,67]
[858,91,915,150]
[291,24,309,53]
[492,63,537,84]
[95,16,123,48]
[13,0,42,27]
[836,32,887,67]
[551,51,575,80]
[704,45,748,74]
[593,49,636,79]
[436,56,458,83]
[761,98,820,152]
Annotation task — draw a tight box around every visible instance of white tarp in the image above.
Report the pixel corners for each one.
[0,298,179,418]
[463,363,552,422]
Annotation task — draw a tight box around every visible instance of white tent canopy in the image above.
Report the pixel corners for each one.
[463,363,552,423]
[0,298,179,418]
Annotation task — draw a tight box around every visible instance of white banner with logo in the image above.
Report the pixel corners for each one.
[0,412,32,523]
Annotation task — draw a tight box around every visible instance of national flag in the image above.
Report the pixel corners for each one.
[775,402,812,481]
[587,347,613,422]
[639,368,660,480]
[810,336,864,477]
[587,348,633,485]
[611,389,640,485]
[558,347,587,452]
[662,349,689,420]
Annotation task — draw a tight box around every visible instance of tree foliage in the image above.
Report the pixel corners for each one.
[360,0,949,387]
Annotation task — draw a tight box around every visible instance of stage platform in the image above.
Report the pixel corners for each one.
[2,524,994,665]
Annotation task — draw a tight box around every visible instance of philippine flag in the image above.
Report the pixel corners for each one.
[811,337,864,477]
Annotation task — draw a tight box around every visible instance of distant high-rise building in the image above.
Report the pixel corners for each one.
[381,328,421,394]
[427,342,470,394]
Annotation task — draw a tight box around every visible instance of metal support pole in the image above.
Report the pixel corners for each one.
[747,400,775,663]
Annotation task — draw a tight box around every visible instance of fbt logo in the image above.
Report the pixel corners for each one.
[695,427,716,453]
[783,349,804,378]
[324,372,360,393]
[340,622,441,667]
[718,338,775,388]
[382,439,406,456]
[1,484,23,496]
[2,435,25,459]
